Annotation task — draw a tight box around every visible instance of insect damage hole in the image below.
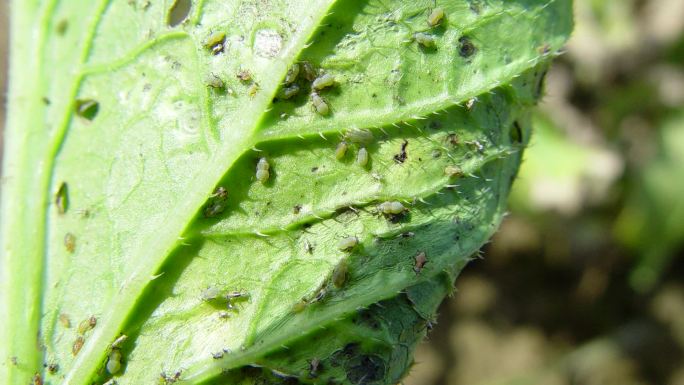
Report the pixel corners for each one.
[167,0,192,27]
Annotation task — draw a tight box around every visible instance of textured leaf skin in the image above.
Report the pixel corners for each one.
[0,1,572,385]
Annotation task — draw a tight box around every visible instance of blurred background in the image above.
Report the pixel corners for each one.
[1,1,683,384]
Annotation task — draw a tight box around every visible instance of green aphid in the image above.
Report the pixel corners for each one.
[332,260,348,288]
[379,201,406,215]
[64,232,76,253]
[279,84,300,99]
[344,129,373,145]
[204,31,226,55]
[106,348,122,374]
[356,147,369,167]
[55,182,69,214]
[75,99,99,120]
[335,141,348,160]
[205,74,224,89]
[256,158,270,183]
[414,32,436,47]
[444,165,464,178]
[300,61,317,81]
[203,186,228,218]
[311,92,330,115]
[77,316,97,335]
[427,7,445,27]
[312,73,335,90]
[284,63,300,84]
[337,236,358,251]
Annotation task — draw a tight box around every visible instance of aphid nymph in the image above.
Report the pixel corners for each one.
[379,201,406,215]
[256,157,270,183]
[301,61,317,81]
[311,92,330,116]
[201,286,221,301]
[414,251,428,274]
[225,290,249,309]
[203,186,228,218]
[279,84,300,99]
[237,69,252,82]
[75,99,99,120]
[285,63,300,84]
[72,336,84,356]
[56,182,69,214]
[444,165,463,178]
[337,236,359,251]
[344,129,373,144]
[112,334,128,349]
[64,232,76,253]
[205,74,224,89]
[356,147,369,167]
[427,7,445,27]
[332,260,348,288]
[312,73,335,90]
[414,32,436,47]
[204,31,226,55]
[106,348,122,374]
[335,141,348,160]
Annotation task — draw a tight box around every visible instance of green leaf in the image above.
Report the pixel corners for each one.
[0,1,572,384]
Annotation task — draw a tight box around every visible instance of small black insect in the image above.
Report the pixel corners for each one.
[393,140,409,163]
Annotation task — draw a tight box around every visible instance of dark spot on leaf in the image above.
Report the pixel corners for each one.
[345,355,385,384]
[293,205,302,214]
[458,36,477,58]
[167,0,192,27]
[56,20,68,35]
[393,140,408,163]
[308,358,321,378]
[511,121,523,144]
[42,97,51,105]
[75,99,99,120]
[535,69,548,98]
[47,363,59,374]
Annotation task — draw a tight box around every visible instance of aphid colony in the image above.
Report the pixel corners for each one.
[278,60,336,116]
[334,129,374,167]
[294,256,351,312]
[413,7,445,47]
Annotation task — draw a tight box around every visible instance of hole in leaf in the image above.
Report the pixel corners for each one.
[167,0,192,27]
[75,99,99,120]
